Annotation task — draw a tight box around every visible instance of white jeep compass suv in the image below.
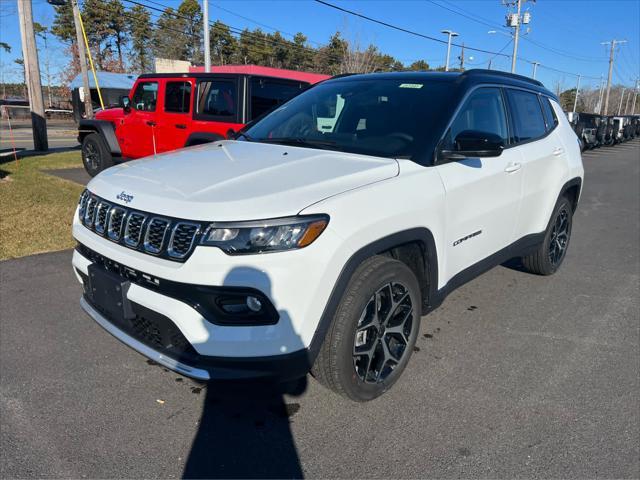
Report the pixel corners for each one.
[72,70,584,401]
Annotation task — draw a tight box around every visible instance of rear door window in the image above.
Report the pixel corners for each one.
[131,81,158,111]
[506,89,547,143]
[196,80,238,119]
[164,81,191,113]
[250,78,306,120]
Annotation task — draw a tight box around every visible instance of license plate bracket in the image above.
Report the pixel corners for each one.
[87,264,135,324]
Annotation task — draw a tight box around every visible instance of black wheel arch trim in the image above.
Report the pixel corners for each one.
[185,132,225,147]
[307,228,439,364]
[306,227,552,368]
[559,177,582,212]
[78,119,121,156]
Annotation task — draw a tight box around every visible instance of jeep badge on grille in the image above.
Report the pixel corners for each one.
[116,191,134,204]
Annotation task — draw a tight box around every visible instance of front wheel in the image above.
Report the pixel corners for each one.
[521,196,574,275]
[82,133,113,177]
[312,256,421,402]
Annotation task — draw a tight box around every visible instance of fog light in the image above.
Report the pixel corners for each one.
[246,296,262,312]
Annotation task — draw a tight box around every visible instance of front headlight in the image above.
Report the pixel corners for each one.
[200,215,329,254]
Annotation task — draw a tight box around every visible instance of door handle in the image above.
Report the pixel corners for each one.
[175,124,187,129]
[552,147,564,156]
[504,162,522,173]
[146,120,156,127]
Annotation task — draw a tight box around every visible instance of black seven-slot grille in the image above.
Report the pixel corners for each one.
[78,190,202,262]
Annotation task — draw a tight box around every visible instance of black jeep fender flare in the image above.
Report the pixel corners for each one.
[184,132,225,147]
[78,119,121,156]
[306,228,439,364]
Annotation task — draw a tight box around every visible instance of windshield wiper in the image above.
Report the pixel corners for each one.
[233,131,253,141]
[255,137,339,150]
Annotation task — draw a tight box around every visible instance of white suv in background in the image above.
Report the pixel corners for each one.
[72,70,583,401]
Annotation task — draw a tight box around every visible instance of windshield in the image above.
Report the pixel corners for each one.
[242,78,452,160]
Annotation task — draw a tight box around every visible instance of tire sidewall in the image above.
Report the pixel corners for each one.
[541,196,573,274]
[82,134,111,177]
[333,258,421,402]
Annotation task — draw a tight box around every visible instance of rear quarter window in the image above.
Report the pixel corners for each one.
[539,96,558,131]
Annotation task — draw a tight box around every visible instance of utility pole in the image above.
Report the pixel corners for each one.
[631,79,639,114]
[71,0,93,119]
[441,30,458,72]
[596,75,604,114]
[601,39,627,115]
[488,58,493,70]
[572,74,581,112]
[618,88,625,115]
[624,86,631,114]
[510,0,522,73]
[17,0,48,151]
[503,0,532,73]
[203,0,211,72]
[531,61,539,79]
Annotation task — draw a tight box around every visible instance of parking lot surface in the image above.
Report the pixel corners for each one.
[1,141,639,479]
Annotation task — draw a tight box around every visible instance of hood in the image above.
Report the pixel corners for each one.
[95,107,125,122]
[88,140,399,220]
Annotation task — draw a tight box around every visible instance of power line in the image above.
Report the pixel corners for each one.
[315,0,603,81]
[313,0,510,58]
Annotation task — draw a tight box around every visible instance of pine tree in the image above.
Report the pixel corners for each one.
[106,0,128,70]
[177,0,203,64]
[210,21,236,65]
[408,60,430,71]
[128,4,153,72]
[51,2,76,44]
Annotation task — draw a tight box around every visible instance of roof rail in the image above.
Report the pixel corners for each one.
[461,69,544,87]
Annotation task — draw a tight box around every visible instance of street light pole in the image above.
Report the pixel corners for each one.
[203,0,211,72]
[441,30,458,72]
[531,61,540,79]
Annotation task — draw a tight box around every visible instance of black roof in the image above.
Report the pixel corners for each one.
[329,69,556,99]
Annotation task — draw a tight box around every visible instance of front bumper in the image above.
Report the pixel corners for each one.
[80,295,312,381]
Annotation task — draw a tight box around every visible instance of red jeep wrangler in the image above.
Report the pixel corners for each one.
[78,66,329,176]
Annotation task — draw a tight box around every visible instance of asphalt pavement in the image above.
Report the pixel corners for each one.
[0,119,78,153]
[1,140,639,479]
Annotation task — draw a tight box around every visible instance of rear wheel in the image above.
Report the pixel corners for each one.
[521,196,573,275]
[82,133,113,177]
[312,256,421,401]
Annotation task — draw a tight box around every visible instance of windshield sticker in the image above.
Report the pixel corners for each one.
[399,83,424,89]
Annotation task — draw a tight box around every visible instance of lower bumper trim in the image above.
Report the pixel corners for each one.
[80,296,211,381]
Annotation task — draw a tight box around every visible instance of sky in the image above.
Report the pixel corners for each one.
[0,0,639,92]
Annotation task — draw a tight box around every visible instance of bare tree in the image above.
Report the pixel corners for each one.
[340,37,377,74]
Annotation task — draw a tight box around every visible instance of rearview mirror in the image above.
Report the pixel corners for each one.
[440,130,505,160]
[120,95,131,112]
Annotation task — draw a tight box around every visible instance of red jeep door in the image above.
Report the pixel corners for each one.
[156,79,194,153]
[191,77,243,139]
[117,80,160,159]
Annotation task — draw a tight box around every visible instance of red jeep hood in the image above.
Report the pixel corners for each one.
[95,108,124,122]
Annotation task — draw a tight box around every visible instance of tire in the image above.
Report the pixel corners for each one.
[82,133,113,177]
[312,255,421,402]
[521,195,573,276]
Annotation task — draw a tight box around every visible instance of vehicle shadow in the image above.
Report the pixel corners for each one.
[182,267,308,479]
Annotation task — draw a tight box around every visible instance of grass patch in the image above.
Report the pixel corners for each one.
[0,151,84,260]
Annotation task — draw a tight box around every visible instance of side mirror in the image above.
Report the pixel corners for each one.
[120,96,131,112]
[441,130,505,160]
